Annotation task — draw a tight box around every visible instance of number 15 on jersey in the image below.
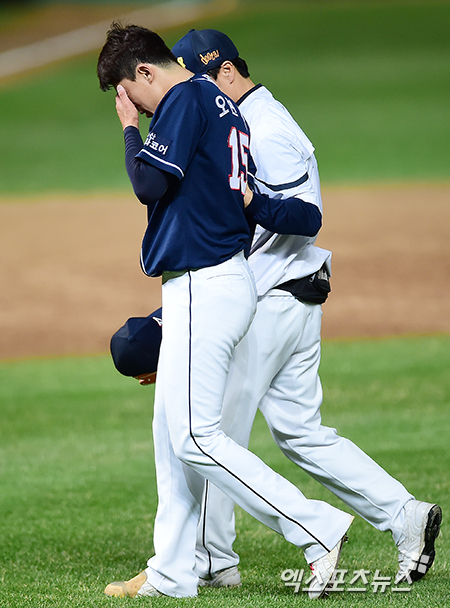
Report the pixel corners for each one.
[228,127,249,195]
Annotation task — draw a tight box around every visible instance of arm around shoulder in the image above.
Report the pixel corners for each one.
[245,191,322,237]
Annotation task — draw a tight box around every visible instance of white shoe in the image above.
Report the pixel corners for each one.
[198,565,241,588]
[307,535,348,599]
[104,570,162,598]
[395,500,442,584]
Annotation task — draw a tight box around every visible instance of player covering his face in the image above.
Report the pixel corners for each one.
[98,23,354,600]
[103,26,441,599]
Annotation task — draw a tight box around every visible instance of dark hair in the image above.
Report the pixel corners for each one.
[207,56,250,80]
[97,22,177,91]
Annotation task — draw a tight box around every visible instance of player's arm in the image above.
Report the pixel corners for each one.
[244,187,322,237]
[124,126,173,205]
[115,83,175,206]
[124,82,208,208]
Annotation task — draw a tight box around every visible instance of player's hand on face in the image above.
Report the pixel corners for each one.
[115,84,140,130]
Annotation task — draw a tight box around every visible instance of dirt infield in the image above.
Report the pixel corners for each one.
[1,183,449,361]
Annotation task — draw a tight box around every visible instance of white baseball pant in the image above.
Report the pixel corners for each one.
[145,252,353,597]
[195,290,413,578]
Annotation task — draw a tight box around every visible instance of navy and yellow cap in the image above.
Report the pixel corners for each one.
[110,308,162,377]
[172,29,239,74]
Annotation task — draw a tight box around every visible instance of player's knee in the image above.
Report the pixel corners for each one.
[171,432,201,465]
[171,429,216,466]
[276,427,342,456]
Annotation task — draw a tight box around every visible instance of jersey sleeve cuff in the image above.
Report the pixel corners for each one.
[136,148,184,180]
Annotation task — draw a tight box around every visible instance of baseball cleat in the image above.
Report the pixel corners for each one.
[307,533,349,599]
[104,570,162,598]
[198,565,241,588]
[395,500,442,584]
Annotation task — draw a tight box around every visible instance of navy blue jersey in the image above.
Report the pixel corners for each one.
[135,74,251,277]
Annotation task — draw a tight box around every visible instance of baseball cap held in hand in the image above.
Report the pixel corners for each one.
[172,29,238,74]
[110,308,162,377]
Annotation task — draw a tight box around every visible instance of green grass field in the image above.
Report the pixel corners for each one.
[0,0,449,194]
[1,336,449,607]
[0,1,449,606]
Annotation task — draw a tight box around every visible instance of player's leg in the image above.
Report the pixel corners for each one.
[163,257,353,567]
[195,292,310,580]
[258,298,413,539]
[104,347,206,599]
[144,350,206,597]
[196,482,240,585]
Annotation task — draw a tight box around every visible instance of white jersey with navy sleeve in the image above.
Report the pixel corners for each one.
[137,78,353,600]
[238,85,331,295]
[136,74,251,277]
[194,83,413,586]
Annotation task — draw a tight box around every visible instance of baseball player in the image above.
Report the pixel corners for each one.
[167,29,441,591]
[98,23,353,600]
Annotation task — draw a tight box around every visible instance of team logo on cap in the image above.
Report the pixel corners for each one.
[199,49,220,66]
